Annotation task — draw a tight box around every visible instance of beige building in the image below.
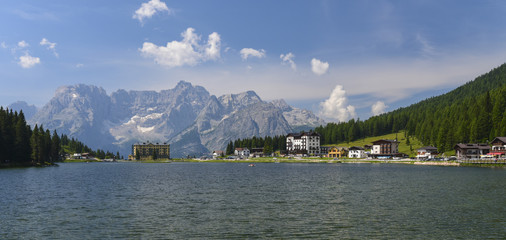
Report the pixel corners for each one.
[131,142,170,160]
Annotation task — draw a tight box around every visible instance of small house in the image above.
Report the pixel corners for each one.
[327,146,347,158]
[416,146,438,159]
[348,146,367,158]
[234,148,250,158]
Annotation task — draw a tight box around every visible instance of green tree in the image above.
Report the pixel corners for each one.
[50,130,61,162]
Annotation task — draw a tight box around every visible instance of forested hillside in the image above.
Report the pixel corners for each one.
[0,107,116,167]
[315,63,506,152]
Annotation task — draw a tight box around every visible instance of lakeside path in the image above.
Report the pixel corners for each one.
[169,158,506,168]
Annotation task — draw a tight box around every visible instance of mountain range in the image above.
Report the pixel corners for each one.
[11,81,325,158]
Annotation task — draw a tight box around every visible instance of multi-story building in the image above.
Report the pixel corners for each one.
[370,139,402,158]
[131,142,170,160]
[490,137,506,158]
[454,143,491,159]
[286,132,321,155]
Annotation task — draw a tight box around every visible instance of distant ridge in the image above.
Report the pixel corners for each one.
[24,81,325,158]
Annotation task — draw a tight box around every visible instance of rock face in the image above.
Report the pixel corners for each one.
[28,81,325,157]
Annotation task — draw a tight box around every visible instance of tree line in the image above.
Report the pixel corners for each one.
[225,135,287,155]
[0,107,119,166]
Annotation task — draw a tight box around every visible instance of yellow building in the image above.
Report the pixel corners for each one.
[327,146,347,158]
[131,142,170,160]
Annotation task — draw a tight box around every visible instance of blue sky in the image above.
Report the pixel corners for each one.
[1,0,506,121]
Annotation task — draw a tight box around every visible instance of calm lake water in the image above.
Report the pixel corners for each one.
[0,162,504,239]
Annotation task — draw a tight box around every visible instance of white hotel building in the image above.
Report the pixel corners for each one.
[286,132,321,155]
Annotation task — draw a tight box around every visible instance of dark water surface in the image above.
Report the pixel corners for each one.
[1,162,504,239]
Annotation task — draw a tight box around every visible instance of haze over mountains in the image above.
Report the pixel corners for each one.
[12,81,324,158]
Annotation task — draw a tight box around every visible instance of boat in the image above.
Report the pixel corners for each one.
[248,164,255,167]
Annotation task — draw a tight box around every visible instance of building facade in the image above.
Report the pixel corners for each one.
[348,146,367,158]
[234,148,250,158]
[454,143,490,159]
[286,132,321,155]
[490,137,506,158]
[370,139,402,158]
[132,142,170,160]
[416,146,438,159]
[327,146,347,158]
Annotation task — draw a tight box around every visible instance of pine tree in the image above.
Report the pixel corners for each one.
[30,125,40,163]
[51,130,61,162]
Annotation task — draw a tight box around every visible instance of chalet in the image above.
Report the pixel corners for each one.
[234,148,250,158]
[416,146,438,159]
[348,146,367,158]
[489,137,506,158]
[370,139,402,159]
[454,143,490,159]
[327,146,347,158]
[212,150,224,159]
[250,148,265,157]
[286,132,321,155]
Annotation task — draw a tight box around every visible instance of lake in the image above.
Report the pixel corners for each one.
[0,162,504,239]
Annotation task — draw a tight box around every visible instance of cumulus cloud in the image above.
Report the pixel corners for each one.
[311,58,329,75]
[40,38,58,57]
[1,42,7,49]
[17,40,29,48]
[205,32,221,60]
[371,101,387,116]
[319,85,357,122]
[133,0,170,23]
[139,27,221,67]
[280,52,296,70]
[240,48,266,60]
[18,53,40,68]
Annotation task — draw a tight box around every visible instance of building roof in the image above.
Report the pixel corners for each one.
[349,146,364,150]
[417,146,438,151]
[235,147,249,151]
[372,139,398,144]
[454,143,491,150]
[286,131,321,138]
[491,137,506,145]
[133,142,169,146]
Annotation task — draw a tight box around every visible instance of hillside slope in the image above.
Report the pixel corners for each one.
[316,63,506,152]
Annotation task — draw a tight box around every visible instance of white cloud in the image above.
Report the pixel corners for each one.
[371,101,387,116]
[75,63,84,68]
[133,0,170,23]
[319,85,356,122]
[18,53,40,68]
[311,58,329,75]
[1,42,6,49]
[205,32,221,60]
[240,48,266,60]
[139,27,221,67]
[40,38,58,57]
[17,40,29,48]
[280,52,296,70]
[416,34,435,57]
